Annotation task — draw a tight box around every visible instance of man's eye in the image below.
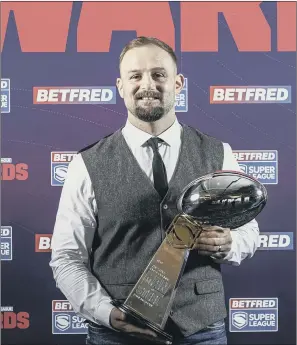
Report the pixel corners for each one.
[131,75,141,80]
[154,73,165,78]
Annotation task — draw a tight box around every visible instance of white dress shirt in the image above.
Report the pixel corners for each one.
[50,119,259,330]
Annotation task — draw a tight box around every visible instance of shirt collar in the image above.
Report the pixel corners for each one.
[123,119,182,149]
[158,120,181,147]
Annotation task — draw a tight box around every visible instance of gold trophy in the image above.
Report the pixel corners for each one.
[112,171,267,344]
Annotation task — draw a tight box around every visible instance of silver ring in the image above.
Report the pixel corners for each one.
[218,245,222,252]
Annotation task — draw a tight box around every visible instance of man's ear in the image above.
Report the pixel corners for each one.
[116,78,124,99]
[175,74,185,95]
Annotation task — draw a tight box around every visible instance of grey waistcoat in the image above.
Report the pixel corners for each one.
[80,124,227,336]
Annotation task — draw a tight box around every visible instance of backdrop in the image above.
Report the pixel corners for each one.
[1,1,296,344]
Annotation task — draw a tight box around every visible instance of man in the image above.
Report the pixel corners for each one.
[50,37,259,345]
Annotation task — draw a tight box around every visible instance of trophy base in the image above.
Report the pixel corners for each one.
[111,299,173,345]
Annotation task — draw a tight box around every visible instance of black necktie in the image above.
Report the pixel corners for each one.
[146,137,168,199]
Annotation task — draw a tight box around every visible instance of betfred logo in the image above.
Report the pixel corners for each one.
[53,301,73,312]
[258,232,294,250]
[231,299,277,309]
[229,298,278,332]
[233,150,278,185]
[52,300,88,334]
[51,151,76,186]
[35,234,52,252]
[1,158,29,181]
[210,86,291,104]
[33,87,116,104]
[1,307,30,329]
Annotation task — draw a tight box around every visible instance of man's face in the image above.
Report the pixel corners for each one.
[117,44,184,122]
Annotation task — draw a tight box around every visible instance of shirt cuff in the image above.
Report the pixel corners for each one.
[94,300,119,331]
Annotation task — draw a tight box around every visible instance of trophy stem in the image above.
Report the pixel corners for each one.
[124,237,189,321]
[110,214,202,344]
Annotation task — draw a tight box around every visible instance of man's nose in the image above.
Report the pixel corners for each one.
[140,74,156,90]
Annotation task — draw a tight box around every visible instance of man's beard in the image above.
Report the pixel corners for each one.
[128,90,175,122]
[131,98,175,123]
[134,105,165,122]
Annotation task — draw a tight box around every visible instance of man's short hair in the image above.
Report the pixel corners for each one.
[119,36,177,68]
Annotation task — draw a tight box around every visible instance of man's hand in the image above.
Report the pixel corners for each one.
[110,307,157,338]
[195,225,232,257]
